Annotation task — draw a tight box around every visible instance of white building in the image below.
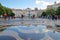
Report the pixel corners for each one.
[12,9,23,17]
[47,2,60,10]
[25,8,31,17]
[11,8,45,17]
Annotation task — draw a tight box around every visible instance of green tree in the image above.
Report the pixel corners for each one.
[0,3,5,15]
[56,6,60,15]
[41,12,47,17]
[4,7,15,17]
[10,12,15,17]
[0,3,15,17]
[46,8,56,15]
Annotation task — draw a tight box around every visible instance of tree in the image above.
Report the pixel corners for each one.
[0,3,15,18]
[56,6,60,15]
[0,3,5,15]
[41,12,47,17]
[10,12,15,17]
[4,7,11,15]
[4,7,15,17]
[46,8,56,15]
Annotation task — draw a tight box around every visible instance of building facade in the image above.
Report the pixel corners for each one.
[11,8,45,17]
[12,9,25,17]
[47,2,60,10]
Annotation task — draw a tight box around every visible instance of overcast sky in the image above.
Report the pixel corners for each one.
[0,0,60,9]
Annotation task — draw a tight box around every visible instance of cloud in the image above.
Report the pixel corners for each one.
[56,1,60,3]
[35,0,53,9]
[40,1,51,9]
[36,0,40,5]
[36,0,51,5]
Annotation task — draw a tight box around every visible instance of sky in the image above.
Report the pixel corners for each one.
[0,0,60,9]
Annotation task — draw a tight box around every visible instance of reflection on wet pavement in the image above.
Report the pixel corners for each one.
[0,25,60,40]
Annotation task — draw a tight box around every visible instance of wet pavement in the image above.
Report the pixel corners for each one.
[0,18,60,26]
[0,18,60,40]
[0,25,60,40]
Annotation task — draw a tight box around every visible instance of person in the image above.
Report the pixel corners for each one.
[21,14,24,18]
[3,13,7,20]
[32,14,35,19]
[52,14,55,20]
[21,14,24,24]
[54,15,57,20]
